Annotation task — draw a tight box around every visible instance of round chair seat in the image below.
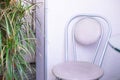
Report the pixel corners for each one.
[52,61,103,80]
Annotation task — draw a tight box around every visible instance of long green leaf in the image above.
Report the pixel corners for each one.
[4,14,10,37]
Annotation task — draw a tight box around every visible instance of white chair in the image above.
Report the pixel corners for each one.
[52,15,111,80]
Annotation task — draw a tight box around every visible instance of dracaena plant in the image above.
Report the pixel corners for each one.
[0,0,36,80]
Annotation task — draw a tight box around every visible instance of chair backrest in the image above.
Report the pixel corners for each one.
[65,15,111,66]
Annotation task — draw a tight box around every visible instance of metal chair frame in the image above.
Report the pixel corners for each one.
[54,15,112,80]
[65,15,112,67]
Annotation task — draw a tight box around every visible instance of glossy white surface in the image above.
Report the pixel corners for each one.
[74,18,101,45]
[53,61,103,80]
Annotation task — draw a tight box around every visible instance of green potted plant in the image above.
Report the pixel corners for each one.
[0,0,36,80]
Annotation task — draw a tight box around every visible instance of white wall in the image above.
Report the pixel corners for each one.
[46,0,120,80]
